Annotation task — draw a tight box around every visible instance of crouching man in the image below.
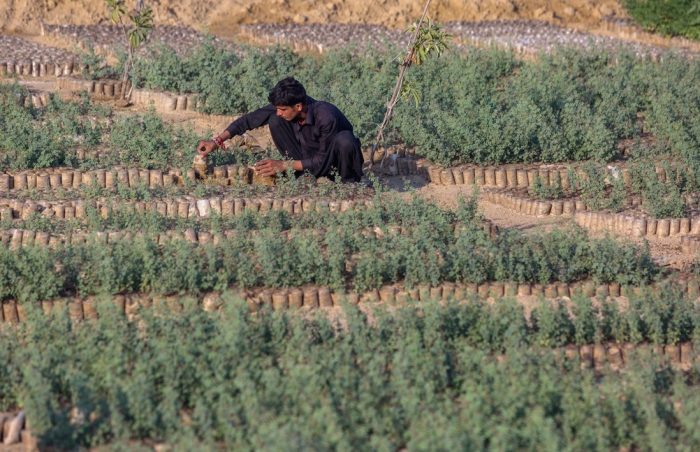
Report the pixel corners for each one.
[197,77,364,183]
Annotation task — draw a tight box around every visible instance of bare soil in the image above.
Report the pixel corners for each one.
[4,0,697,53]
[0,1,626,32]
[383,176,692,268]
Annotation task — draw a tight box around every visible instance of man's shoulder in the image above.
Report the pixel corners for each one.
[311,99,344,118]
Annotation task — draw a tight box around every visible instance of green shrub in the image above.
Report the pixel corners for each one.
[0,87,107,170]
[107,109,200,169]
[130,45,660,166]
[628,160,688,218]
[78,47,119,81]
[571,163,610,210]
[2,294,700,448]
[531,175,565,200]
[0,199,659,301]
[624,0,700,40]
[644,56,700,188]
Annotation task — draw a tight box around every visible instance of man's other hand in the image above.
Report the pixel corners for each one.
[197,140,217,158]
[255,159,288,176]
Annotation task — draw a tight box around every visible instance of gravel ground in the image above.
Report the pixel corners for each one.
[41,24,235,55]
[2,20,697,67]
[0,34,77,65]
[241,23,412,51]
[243,20,698,58]
[445,20,695,58]
[0,25,242,67]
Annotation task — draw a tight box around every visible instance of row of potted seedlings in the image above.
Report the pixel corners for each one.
[0,165,261,192]
[483,189,584,216]
[575,211,700,239]
[2,277,699,325]
[0,194,372,222]
[4,90,51,109]
[425,161,680,189]
[0,220,499,249]
[58,77,201,111]
[429,163,580,188]
[0,59,81,78]
[483,188,700,239]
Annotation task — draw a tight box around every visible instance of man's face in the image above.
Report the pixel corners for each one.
[275,103,303,122]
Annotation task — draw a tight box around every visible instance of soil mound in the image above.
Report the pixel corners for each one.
[1,0,627,35]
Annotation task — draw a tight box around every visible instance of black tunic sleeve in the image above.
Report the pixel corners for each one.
[225,104,276,137]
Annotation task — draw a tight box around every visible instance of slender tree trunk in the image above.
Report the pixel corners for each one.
[368,0,433,168]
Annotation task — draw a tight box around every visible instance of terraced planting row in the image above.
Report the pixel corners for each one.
[3,20,692,79]
[0,196,440,232]
[0,25,234,84]
[14,288,700,368]
[8,328,700,446]
[3,293,700,449]
[1,275,699,326]
[0,164,276,191]
[4,46,700,196]
[0,59,83,78]
[0,198,659,304]
[0,35,78,73]
[483,190,700,236]
[58,77,200,112]
[0,216,500,248]
[0,191,374,223]
[6,43,700,169]
[107,44,700,171]
[0,157,420,192]
[427,159,698,200]
[41,23,234,56]
[2,24,700,449]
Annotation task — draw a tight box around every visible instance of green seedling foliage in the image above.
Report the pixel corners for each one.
[3,41,700,179]
[570,162,628,212]
[571,295,598,345]
[645,56,700,183]
[628,160,687,218]
[590,237,656,286]
[5,43,700,184]
[624,0,700,40]
[607,174,628,213]
[78,47,119,81]
[531,175,566,200]
[0,198,658,301]
[1,296,699,448]
[126,43,671,166]
[0,85,68,169]
[531,299,575,347]
[107,109,200,169]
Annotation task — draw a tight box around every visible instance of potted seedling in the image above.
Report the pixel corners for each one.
[105,0,153,105]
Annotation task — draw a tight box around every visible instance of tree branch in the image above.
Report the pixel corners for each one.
[368,0,433,169]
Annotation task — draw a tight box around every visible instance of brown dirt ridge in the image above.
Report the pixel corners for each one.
[1,0,627,34]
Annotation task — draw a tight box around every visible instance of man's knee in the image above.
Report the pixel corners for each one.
[333,131,360,154]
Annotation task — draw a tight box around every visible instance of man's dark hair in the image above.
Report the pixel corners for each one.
[268,77,307,106]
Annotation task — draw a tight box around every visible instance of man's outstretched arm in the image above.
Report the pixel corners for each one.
[197,105,276,157]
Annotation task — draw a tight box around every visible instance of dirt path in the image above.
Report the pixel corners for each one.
[382,174,695,270]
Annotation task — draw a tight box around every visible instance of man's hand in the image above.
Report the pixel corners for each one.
[197,140,218,158]
[255,159,290,177]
